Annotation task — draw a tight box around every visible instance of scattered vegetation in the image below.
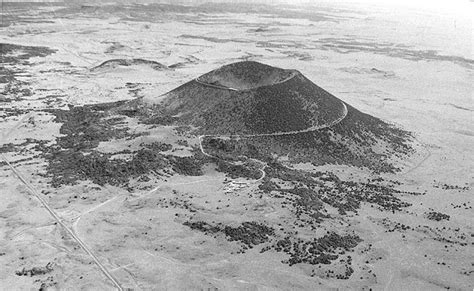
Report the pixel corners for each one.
[142,141,173,152]
[223,222,275,246]
[0,43,56,98]
[0,43,56,65]
[260,161,416,215]
[184,219,360,273]
[434,182,470,191]
[269,232,361,266]
[215,160,262,179]
[48,106,131,151]
[183,221,275,247]
[426,211,450,221]
[43,149,168,187]
[15,263,54,277]
[169,155,205,176]
[40,105,207,188]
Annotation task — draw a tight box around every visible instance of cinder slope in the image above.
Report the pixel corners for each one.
[216,103,414,172]
[115,61,415,171]
[158,61,347,135]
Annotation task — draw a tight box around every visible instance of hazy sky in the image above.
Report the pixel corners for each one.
[289,0,472,14]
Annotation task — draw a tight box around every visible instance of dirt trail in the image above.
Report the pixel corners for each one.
[1,113,124,291]
[194,78,239,91]
[197,101,348,181]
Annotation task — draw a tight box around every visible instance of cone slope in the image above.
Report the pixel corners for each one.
[160,61,347,135]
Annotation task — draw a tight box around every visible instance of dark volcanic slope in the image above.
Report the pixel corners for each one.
[159,61,347,135]
[205,103,413,172]
[117,61,414,171]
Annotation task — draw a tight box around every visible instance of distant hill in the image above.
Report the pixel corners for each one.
[90,59,168,73]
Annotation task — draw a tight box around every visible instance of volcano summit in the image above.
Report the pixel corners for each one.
[157,61,347,135]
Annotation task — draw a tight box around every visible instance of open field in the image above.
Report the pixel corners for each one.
[0,1,472,290]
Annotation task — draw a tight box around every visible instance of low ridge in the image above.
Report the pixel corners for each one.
[90,58,168,72]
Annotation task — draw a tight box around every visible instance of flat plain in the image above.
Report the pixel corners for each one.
[0,2,472,290]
